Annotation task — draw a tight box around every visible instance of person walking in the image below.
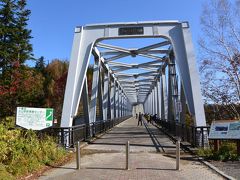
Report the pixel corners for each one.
[147,113,150,123]
[136,113,138,119]
[138,112,143,126]
[153,114,157,123]
[149,114,153,124]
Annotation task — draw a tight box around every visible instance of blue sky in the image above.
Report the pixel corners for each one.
[27,0,205,63]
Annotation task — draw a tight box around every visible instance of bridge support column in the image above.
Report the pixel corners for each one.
[168,63,174,122]
[110,79,116,119]
[103,70,109,121]
[154,85,158,115]
[180,82,186,124]
[115,86,119,118]
[161,71,168,121]
[82,78,90,124]
[156,79,161,118]
[89,58,100,124]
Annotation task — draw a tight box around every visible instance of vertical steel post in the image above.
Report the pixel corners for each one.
[176,140,180,170]
[126,141,130,170]
[76,141,80,170]
[115,86,119,118]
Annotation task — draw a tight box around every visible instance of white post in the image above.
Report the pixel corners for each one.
[76,141,80,170]
[176,140,180,170]
[126,141,130,170]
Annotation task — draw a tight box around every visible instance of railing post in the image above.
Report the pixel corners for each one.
[126,141,130,170]
[176,140,180,170]
[194,127,197,147]
[61,128,64,145]
[72,127,74,146]
[84,124,88,141]
[76,141,80,170]
[201,127,204,148]
[182,124,184,141]
[92,123,95,137]
[69,127,72,147]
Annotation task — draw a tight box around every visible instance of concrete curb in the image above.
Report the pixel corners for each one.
[154,123,236,180]
[199,159,236,180]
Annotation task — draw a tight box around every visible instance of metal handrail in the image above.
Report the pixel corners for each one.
[40,115,131,148]
[154,118,210,147]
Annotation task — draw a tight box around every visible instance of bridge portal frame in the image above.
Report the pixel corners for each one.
[60,21,206,127]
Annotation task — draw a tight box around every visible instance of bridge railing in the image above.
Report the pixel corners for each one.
[40,115,131,148]
[155,119,210,147]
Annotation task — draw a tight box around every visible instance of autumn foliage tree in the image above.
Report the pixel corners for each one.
[199,0,240,120]
[44,59,68,120]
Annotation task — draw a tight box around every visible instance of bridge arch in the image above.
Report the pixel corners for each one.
[60,21,206,127]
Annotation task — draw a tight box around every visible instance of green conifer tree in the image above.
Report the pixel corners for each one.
[0,0,33,117]
[0,0,32,76]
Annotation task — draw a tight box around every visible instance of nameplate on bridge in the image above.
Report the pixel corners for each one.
[118,27,144,35]
[208,120,240,139]
[16,107,54,130]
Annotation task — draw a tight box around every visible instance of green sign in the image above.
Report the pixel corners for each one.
[16,107,54,130]
[46,109,53,121]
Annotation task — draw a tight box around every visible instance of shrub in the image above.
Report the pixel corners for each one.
[0,124,67,178]
[197,142,239,161]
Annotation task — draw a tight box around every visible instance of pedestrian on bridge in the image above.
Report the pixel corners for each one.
[153,114,157,124]
[138,112,143,126]
[147,114,150,123]
[149,114,153,124]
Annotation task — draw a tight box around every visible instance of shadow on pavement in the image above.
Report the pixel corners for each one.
[89,142,175,149]
[163,154,199,162]
[48,166,76,170]
[85,167,124,170]
[136,167,176,171]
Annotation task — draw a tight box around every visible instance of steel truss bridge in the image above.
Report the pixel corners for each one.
[60,21,206,133]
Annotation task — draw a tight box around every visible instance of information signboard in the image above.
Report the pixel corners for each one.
[16,107,54,130]
[209,120,240,139]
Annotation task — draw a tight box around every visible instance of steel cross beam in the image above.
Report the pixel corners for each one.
[96,41,169,62]
[100,49,169,56]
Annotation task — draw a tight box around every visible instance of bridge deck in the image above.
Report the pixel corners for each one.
[40,117,222,180]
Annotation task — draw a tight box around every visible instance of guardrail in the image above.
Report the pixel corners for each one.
[40,116,131,148]
[154,119,210,147]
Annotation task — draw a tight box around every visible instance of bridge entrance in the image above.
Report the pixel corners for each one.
[60,21,206,130]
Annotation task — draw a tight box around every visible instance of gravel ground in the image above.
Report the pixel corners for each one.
[210,160,240,179]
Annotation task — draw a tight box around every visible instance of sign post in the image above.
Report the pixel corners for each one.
[237,140,240,156]
[16,107,54,130]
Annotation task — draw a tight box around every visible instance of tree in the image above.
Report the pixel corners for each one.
[35,56,45,73]
[0,0,32,75]
[0,66,45,117]
[0,0,33,118]
[199,0,240,119]
[14,0,32,64]
[0,0,16,74]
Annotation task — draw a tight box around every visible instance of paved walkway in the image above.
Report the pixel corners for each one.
[39,117,223,180]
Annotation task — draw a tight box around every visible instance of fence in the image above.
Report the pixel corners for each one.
[155,119,210,147]
[40,116,131,148]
